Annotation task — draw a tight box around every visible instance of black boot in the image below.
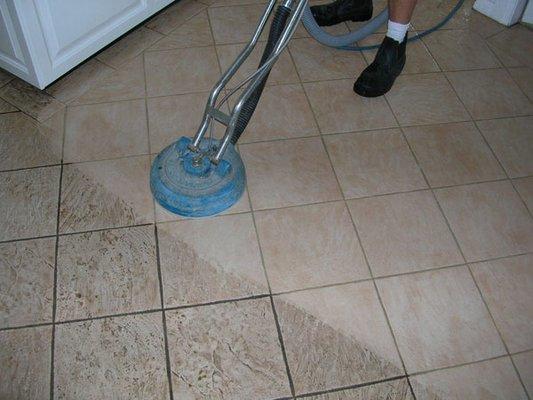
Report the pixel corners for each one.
[310,0,372,26]
[353,34,407,97]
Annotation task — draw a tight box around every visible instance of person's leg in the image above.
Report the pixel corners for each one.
[388,0,417,24]
[311,0,373,27]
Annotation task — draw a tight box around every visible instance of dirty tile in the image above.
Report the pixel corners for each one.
[508,67,533,101]
[514,176,533,212]
[325,129,426,198]
[348,191,462,277]
[0,238,55,328]
[54,313,169,399]
[306,379,413,400]
[275,282,403,394]
[0,97,17,113]
[471,254,533,353]
[0,326,51,400]
[145,47,220,97]
[149,11,213,50]
[56,226,159,321]
[97,27,163,68]
[208,5,267,44]
[59,156,154,233]
[435,181,533,262]
[289,37,367,82]
[0,68,13,87]
[145,0,206,35]
[386,73,469,126]
[158,213,267,307]
[404,121,505,187]
[255,202,368,292]
[64,99,148,163]
[0,78,64,122]
[487,25,533,69]
[513,351,533,397]
[0,166,60,241]
[412,357,527,400]
[411,0,474,30]
[45,59,113,103]
[466,10,505,39]
[447,69,532,120]
[0,112,62,171]
[477,116,533,178]
[377,266,505,373]
[240,137,342,210]
[305,79,397,134]
[166,298,291,399]
[72,56,145,105]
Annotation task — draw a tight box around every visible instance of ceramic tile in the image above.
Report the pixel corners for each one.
[348,191,462,277]
[513,351,533,397]
[59,156,154,233]
[54,313,169,399]
[145,0,206,35]
[0,112,62,171]
[275,282,403,394]
[0,326,51,400]
[377,266,505,372]
[0,238,55,328]
[64,99,148,163]
[412,357,527,400]
[0,68,13,87]
[508,67,533,101]
[0,78,64,122]
[465,10,505,39]
[514,176,533,212]
[208,5,268,44]
[324,129,426,198]
[149,11,213,51]
[487,25,533,69]
[240,137,342,210]
[385,73,469,126]
[305,379,414,400]
[72,56,145,105]
[255,202,368,292]
[158,213,267,307]
[166,298,291,399]
[471,254,533,353]
[56,225,159,321]
[435,181,533,262]
[477,116,533,178]
[304,79,397,134]
[209,0,267,7]
[145,47,220,97]
[0,97,17,113]
[447,69,533,120]
[411,0,474,30]
[404,121,505,187]
[0,166,60,241]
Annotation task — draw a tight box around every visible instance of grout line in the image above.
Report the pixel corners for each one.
[295,375,407,398]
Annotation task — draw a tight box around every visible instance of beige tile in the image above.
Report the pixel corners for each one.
[54,313,169,399]
[145,47,220,97]
[306,379,414,400]
[240,137,342,210]
[56,226,160,321]
[97,27,163,68]
[513,351,533,397]
[348,191,462,277]
[255,202,368,292]
[0,97,17,113]
[209,0,267,7]
[166,298,291,398]
[412,357,527,400]
[72,56,145,105]
[466,10,506,39]
[447,69,533,120]
[0,238,55,328]
[487,25,533,69]
[157,213,267,307]
[59,156,154,233]
[404,121,505,187]
[435,181,533,262]
[0,78,64,122]
[0,112,62,171]
[514,176,533,212]
[305,79,397,134]
[64,99,148,163]
[0,326,51,400]
[508,67,533,101]
[325,129,426,198]
[0,68,13,87]
[0,166,60,241]
[411,0,474,30]
[45,59,113,103]
[422,29,500,71]
[471,254,533,353]
[149,11,213,51]
[378,266,505,372]
[208,4,268,44]
[386,73,469,126]
[275,282,403,394]
[145,0,206,35]
[477,116,533,178]
[289,37,367,82]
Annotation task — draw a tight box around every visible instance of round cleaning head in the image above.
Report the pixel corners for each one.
[150,136,245,217]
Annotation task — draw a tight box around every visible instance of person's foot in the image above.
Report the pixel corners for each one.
[353,34,407,97]
[310,0,372,26]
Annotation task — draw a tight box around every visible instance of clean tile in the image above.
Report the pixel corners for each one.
[513,351,533,397]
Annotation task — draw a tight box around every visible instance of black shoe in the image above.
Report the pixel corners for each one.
[353,34,407,97]
[310,0,372,26]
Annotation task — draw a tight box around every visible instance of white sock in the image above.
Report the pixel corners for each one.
[386,20,410,43]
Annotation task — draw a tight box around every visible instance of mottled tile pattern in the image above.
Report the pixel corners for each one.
[149,11,213,51]
[514,176,533,212]
[513,351,533,397]
[208,4,268,44]
[508,67,533,101]
[145,0,206,35]
[487,25,533,69]
[306,379,414,400]
[0,97,17,113]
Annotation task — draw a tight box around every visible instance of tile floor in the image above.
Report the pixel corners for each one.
[0,0,532,399]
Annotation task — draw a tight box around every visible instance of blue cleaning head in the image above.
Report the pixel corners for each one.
[150,136,246,217]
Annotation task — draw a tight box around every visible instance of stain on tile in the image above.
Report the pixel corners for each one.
[145,0,206,35]
[306,378,414,399]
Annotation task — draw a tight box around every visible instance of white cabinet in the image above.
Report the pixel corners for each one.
[0,0,174,89]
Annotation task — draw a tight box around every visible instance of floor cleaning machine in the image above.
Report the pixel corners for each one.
[150,0,466,217]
